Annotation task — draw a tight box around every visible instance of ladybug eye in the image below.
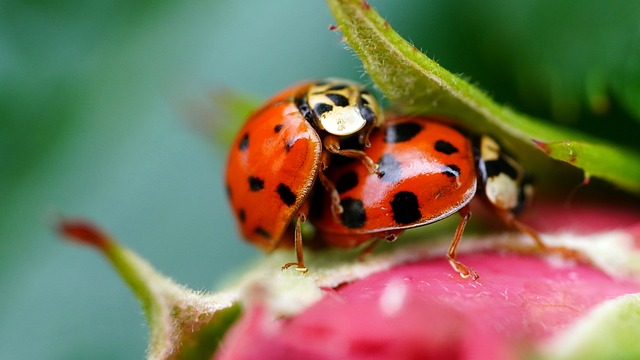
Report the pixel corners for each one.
[359,92,383,128]
[359,105,376,126]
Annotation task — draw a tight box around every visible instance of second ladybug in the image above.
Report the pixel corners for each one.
[311,115,557,279]
[225,79,383,272]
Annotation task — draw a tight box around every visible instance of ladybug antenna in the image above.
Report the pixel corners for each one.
[563,176,590,209]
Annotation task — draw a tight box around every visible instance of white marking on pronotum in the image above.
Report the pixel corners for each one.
[379,279,408,317]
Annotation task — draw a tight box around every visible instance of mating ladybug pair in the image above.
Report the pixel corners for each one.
[225,79,554,280]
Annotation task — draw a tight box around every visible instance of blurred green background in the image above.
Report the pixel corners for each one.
[1,0,638,358]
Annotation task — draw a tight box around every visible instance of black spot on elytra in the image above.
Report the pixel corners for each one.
[384,122,422,143]
[248,176,264,191]
[314,103,333,116]
[484,158,518,179]
[255,227,270,239]
[340,198,366,228]
[391,191,421,225]
[326,93,350,107]
[435,140,459,155]
[377,154,402,183]
[336,171,359,193]
[442,164,461,178]
[277,183,296,206]
[239,133,249,150]
[274,124,283,133]
[238,209,246,223]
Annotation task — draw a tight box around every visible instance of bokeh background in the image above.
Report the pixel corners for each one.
[2,0,639,358]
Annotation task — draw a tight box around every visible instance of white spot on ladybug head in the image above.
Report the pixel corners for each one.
[318,105,366,135]
[486,172,519,210]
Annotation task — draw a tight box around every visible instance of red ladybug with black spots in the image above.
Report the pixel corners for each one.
[310,114,559,280]
[225,79,383,272]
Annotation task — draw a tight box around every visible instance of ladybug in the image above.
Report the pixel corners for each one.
[310,114,548,280]
[225,79,384,272]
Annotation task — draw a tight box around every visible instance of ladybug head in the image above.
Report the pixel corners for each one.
[475,135,533,214]
[305,79,383,139]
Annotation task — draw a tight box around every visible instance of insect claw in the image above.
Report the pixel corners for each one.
[281,262,308,273]
[448,257,479,280]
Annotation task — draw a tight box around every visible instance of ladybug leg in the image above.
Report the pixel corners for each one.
[318,170,343,220]
[323,135,381,176]
[358,123,375,148]
[447,205,479,280]
[496,210,586,262]
[318,150,343,219]
[354,231,400,260]
[281,213,308,273]
[357,238,381,261]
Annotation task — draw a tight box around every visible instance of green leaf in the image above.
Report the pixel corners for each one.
[534,140,640,194]
[327,0,640,194]
[387,2,640,130]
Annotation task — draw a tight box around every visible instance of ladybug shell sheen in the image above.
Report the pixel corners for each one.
[311,116,477,248]
[226,84,322,250]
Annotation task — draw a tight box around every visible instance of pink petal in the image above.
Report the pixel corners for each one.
[217,253,640,360]
[521,200,640,235]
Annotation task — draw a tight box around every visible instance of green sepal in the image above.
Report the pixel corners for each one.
[545,294,640,360]
[57,219,240,360]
